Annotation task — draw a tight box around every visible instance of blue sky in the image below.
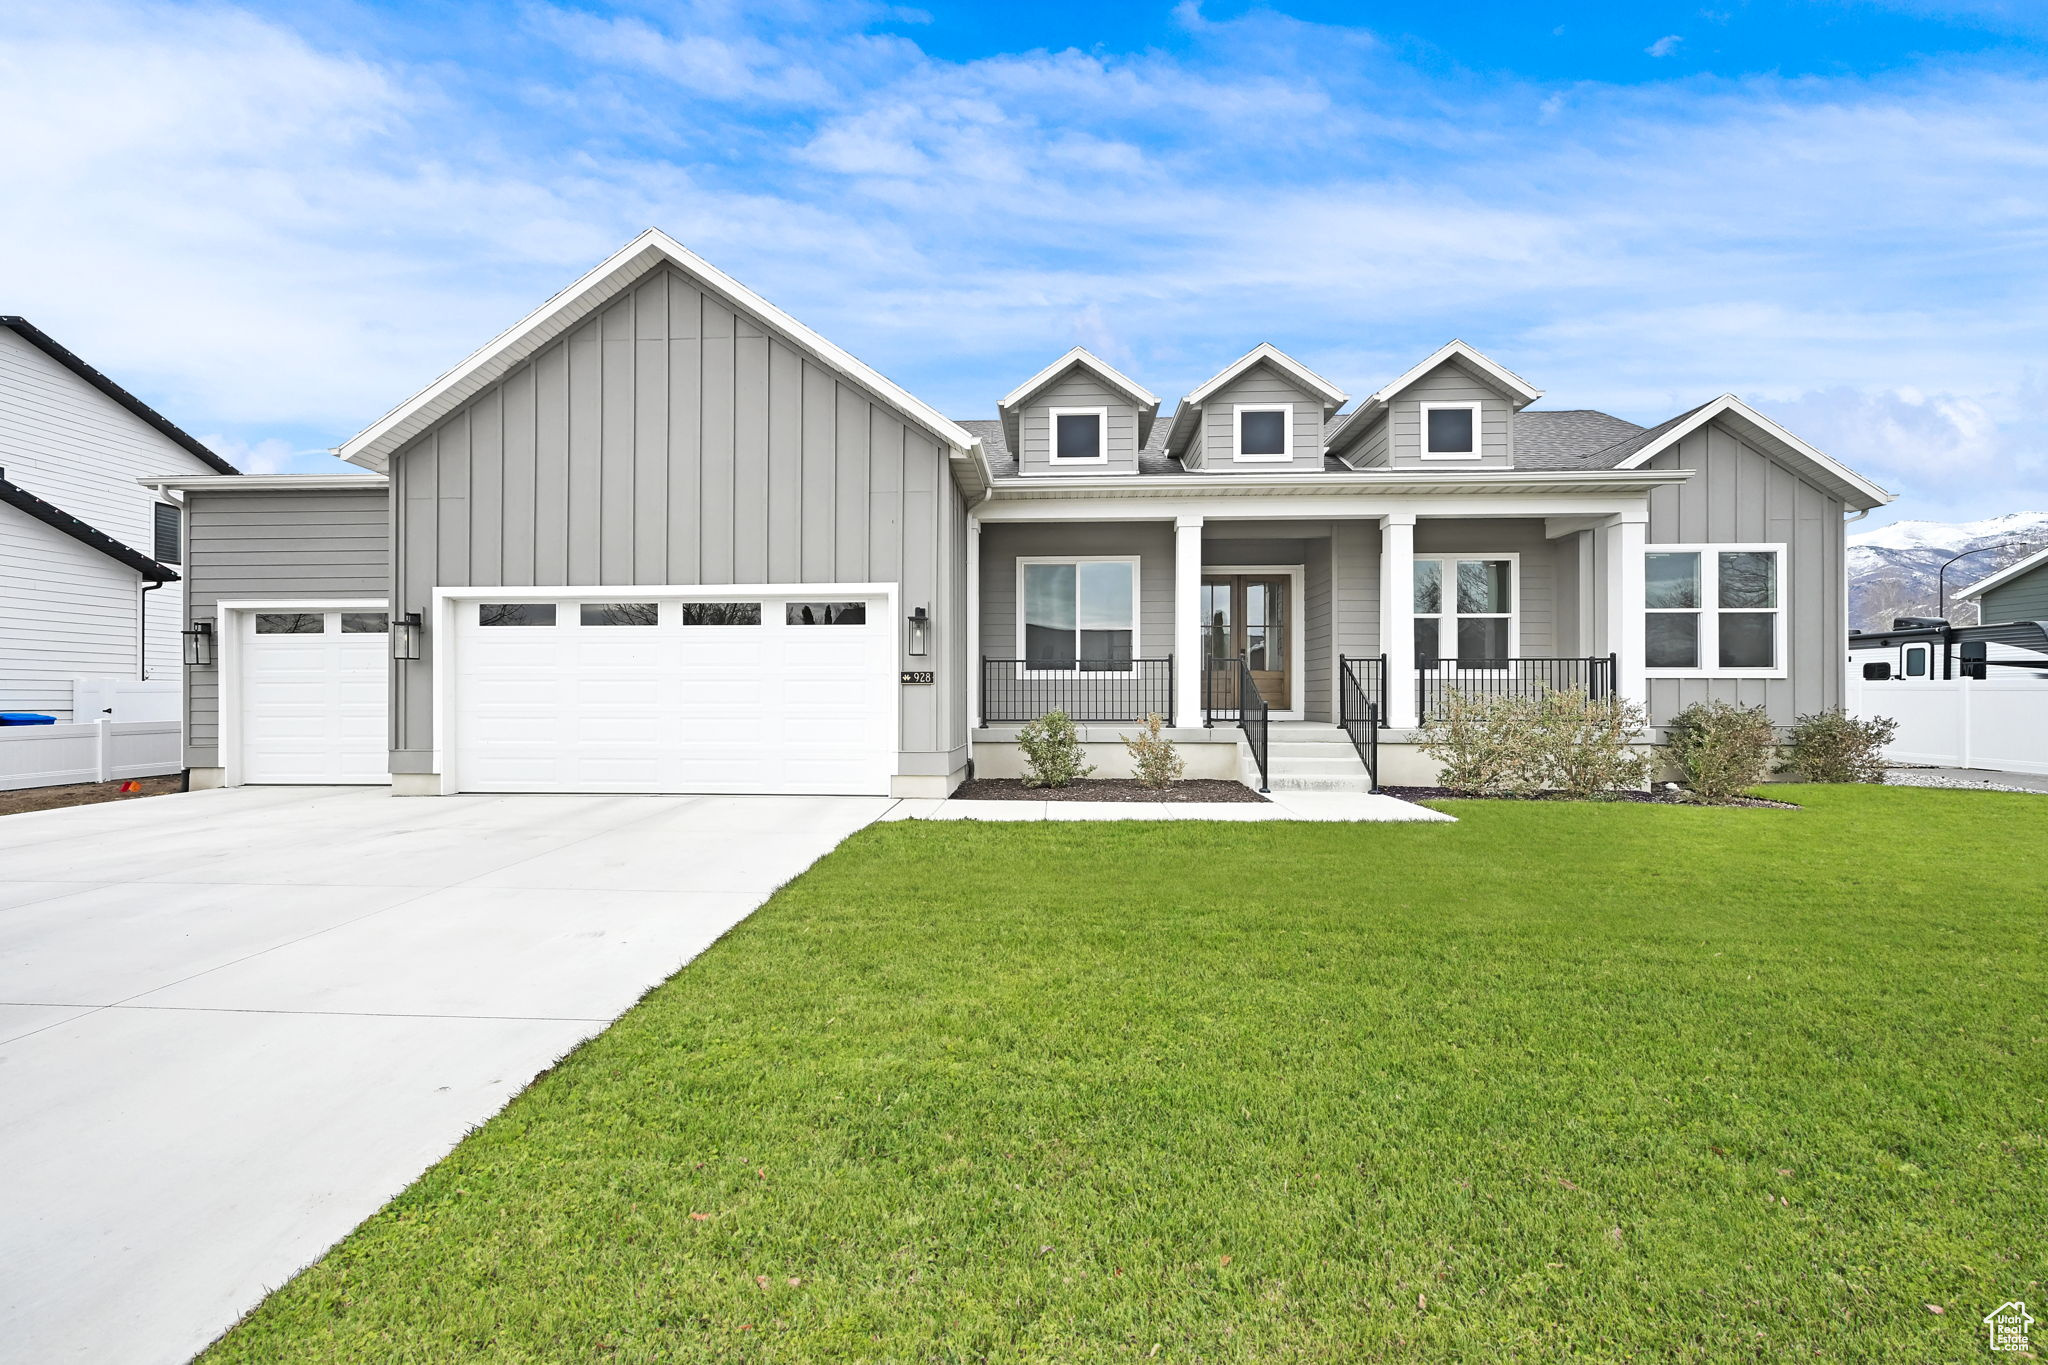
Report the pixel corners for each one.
[4,0,2046,527]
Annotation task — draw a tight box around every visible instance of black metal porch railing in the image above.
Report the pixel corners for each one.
[1339,654,1389,729]
[1234,656,1270,792]
[980,658,1174,724]
[1338,656,1383,792]
[1415,654,1617,720]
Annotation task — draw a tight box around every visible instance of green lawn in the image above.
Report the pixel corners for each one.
[205,787,2046,1363]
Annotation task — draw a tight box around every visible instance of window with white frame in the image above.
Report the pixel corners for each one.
[1414,555,1515,665]
[1233,405,1291,462]
[1420,401,1482,459]
[1902,642,1933,678]
[1020,558,1136,671]
[1644,545,1784,674]
[1048,407,1107,463]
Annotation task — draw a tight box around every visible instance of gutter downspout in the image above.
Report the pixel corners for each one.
[139,578,164,680]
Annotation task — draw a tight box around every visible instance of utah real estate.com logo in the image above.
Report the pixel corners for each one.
[1984,1301,2034,1353]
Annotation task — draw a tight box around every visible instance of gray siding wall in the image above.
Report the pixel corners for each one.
[182,486,390,765]
[1414,518,1559,656]
[1340,414,1390,468]
[388,262,967,777]
[1644,421,1848,726]
[1386,361,1512,468]
[1983,565,2048,623]
[978,521,1175,667]
[1197,365,1326,474]
[1017,372,1141,476]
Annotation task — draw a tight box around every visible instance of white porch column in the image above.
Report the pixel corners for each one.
[1601,513,1648,709]
[966,513,982,730]
[1173,514,1204,726]
[1379,512,1418,728]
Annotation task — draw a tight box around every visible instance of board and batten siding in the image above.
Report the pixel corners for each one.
[389,262,968,779]
[1983,565,2048,624]
[1642,421,1847,725]
[1196,366,1326,475]
[1384,361,1512,468]
[1015,371,1142,477]
[181,486,390,765]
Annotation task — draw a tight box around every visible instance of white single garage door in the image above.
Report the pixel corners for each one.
[237,608,389,784]
[448,591,895,795]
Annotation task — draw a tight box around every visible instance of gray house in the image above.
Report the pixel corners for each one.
[150,230,1893,797]
[1954,546,2048,624]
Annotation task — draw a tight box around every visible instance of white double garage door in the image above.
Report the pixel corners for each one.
[232,589,897,795]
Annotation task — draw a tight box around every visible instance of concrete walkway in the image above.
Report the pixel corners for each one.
[1883,765,2048,794]
[0,786,889,1365]
[881,791,1454,822]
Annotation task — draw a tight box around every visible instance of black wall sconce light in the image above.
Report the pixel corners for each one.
[392,611,424,660]
[181,618,215,667]
[906,605,930,657]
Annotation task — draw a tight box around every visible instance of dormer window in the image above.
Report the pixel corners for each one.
[1049,407,1107,463]
[1233,405,1291,462]
[1421,401,1482,459]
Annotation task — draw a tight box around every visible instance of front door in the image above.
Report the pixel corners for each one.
[1202,574,1291,711]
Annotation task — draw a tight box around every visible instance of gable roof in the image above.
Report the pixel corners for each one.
[1184,343,1347,410]
[0,317,237,475]
[337,229,980,471]
[1953,544,2048,602]
[0,475,177,581]
[999,347,1158,412]
[1365,340,1542,409]
[1595,393,1893,509]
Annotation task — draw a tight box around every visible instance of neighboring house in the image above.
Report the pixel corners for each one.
[1953,543,2048,623]
[150,230,1892,797]
[0,317,236,722]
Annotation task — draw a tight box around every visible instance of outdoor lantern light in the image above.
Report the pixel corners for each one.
[906,605,930,657]
[181,618,215,667]
[392,611,423,661]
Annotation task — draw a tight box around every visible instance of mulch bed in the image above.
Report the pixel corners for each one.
[1381,785,1799,809]
[952,778,1269,804]
[0,773,183,817]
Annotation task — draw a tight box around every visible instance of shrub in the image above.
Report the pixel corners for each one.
[1665,701,1779,802]
[1017,709,1094,788]
[1781,708,1897,783]
[1121,713,1184,790]
[1415,691,1549,796]
[1533,690,1653,799]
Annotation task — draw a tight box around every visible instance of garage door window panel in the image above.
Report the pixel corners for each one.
[256,613,326,634]
[340,613,388,633]
[682,602,763,625]
[480,603,557,627]
[580,603,658,626]
[787,602,866,625]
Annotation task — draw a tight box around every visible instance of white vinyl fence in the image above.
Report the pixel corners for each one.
[1848,672,2048,775]
[70,677,181,722]
[0,719,183,791]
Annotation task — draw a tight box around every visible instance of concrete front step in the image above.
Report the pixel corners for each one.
[1269,755,1370,776]
[1271,740,1362,759]
[1268,774,1382,793]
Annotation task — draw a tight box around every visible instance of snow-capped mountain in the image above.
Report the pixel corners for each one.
[1848,512,2048,629]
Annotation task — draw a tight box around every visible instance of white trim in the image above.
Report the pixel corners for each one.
[1418,401,1483,461]
[1901,641,1935,679]
[337,229,977,470]
[1953,544,2048,601]
[981,469,1693,502]
[214,597,389,788]
[140,474,389,492]
[1012,556,1141,677]
[977,490,1670,524]
[1642,542,1788,679]
[1611,394,1893,508]
[1412,553,1520,663]
[429,583,900,796]
[1366,340,1543,409]
[1044,407,1110,465]
[1231,403,1294,464]
[1000,347,1158,411]
[967,516,983,728]
[1200,563,1307,720]
[1185,343,1347,409]
[1379,515,1418,727]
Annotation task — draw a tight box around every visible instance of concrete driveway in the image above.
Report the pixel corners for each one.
[0,785,889,1364]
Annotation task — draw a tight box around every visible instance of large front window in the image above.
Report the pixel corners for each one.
[1645,545,1783,674]
[1414,556,1514,665]
[1021,558,1136,671]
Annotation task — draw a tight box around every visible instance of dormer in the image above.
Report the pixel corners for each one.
[998,348,1158,477]
[1164,344,1346,474]
[1327,340,1542,469]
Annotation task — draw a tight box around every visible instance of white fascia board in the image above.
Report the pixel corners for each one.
[1364,340,1544,409]
[1953,545,2048,601]
[336,228,978,471]
[981,467,1691,500]
[1183,343,1348,410]
[1611,394,1895,508]
[998,347,1159,411]
[140,474,389,491]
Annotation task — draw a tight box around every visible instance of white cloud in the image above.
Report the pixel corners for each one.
[1647,34,1684,57]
